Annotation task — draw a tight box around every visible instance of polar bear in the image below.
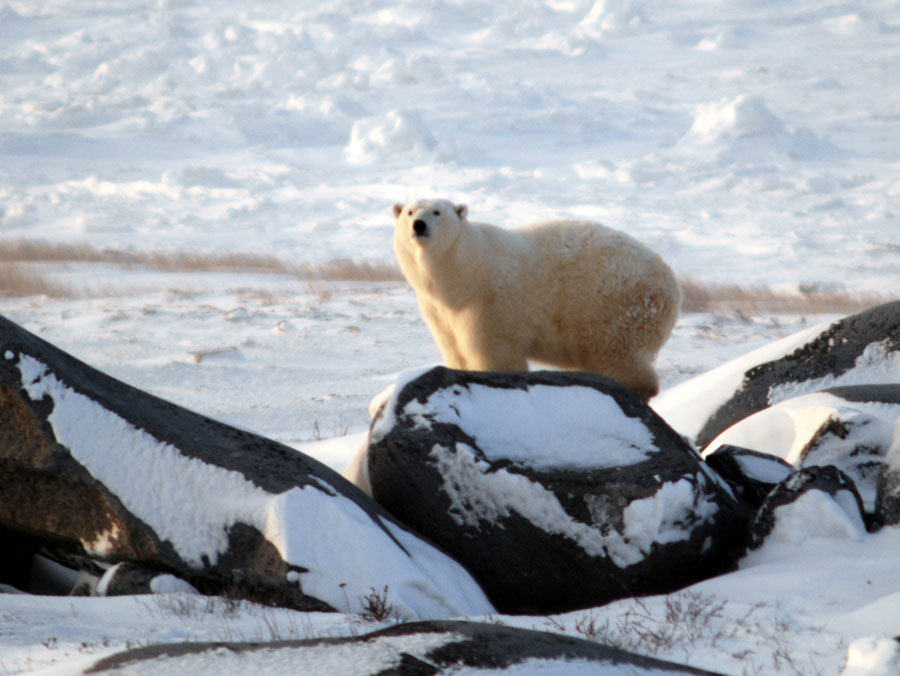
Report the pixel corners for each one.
[392,199,681,400]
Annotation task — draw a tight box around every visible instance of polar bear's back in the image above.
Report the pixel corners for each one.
[510,220,681,369]
[515,220,676,297]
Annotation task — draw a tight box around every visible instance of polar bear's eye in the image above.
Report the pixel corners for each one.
[407,209,414,216]
[433,210,441,216]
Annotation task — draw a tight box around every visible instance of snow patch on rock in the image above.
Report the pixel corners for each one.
[17,353,270,568]
[768,340,900,406]
[743,488,866,568]
[368,365,439,443]
[429,442,716,568]
[403,382,658,470]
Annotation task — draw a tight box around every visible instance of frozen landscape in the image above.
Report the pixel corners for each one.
[1,0,899,673]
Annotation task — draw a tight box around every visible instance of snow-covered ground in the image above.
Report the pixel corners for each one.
[2,0,900,674]
[3,281,896,676]
[2,0,899,293]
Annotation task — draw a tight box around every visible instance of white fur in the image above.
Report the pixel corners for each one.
[392,199,681,399]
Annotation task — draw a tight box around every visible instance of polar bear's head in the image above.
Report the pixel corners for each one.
[392,199,468,253]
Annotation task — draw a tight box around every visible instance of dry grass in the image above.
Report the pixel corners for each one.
[679,278,886,315]
[0,239,890,313]
[0,240,403,282]
[0,263,72,298]
[563,592,829,676]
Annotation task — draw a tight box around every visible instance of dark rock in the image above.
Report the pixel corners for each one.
[703,445,793,511]
[793,403,892,522]
[696,301,900,448]
[85,619,725,675]
[0,315,492,618]
[747,465,866,551]
[875,419,900,527]
[824,384,900,405]
[876,468,900,528]
[366,367,749,614]
[0,527,36,592]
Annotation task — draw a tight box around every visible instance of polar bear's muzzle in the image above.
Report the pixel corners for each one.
[412,219,430,239]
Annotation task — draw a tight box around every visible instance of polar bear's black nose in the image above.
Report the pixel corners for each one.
[413,219,428,237]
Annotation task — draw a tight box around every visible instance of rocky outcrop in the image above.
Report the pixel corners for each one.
[0,315,493,619]
[365,367,749,614]
[695,301,900,448]
[702,385,900,528]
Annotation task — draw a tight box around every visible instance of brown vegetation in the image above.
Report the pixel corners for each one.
[0,240,403,282]
[0,263,71,298]
[0,239,889,313]
[678,278,885,315]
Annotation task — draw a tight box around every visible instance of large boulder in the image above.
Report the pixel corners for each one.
[0,315,493,619]
[653,301,900,447]
[84,619,724,675]
[702,386,900,527]
[698,301,900,447]
[365,367,749,614]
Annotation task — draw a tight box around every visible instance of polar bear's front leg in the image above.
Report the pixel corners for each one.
[419,297,528,372]
[451,306,529,372]
[418,297,469,368]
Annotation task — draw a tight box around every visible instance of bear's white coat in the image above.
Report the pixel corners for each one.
[392,199,681,399]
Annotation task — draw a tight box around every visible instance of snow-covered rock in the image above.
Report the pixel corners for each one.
[655,300,900,448]
[875,415,900,527]
[365,367,749,614]
[747,465,866,553]
[703,445,793,511]
[0,315,493,620]
[83,619,723,676]
[703,386,900,526]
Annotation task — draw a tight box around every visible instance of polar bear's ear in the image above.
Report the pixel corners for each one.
[392,203,404,219]
[455,204,468,220]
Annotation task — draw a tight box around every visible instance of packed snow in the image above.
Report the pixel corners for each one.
[403,382,657,469]
[1,0,898,294]
[751,482,867,547]
[2,0,900,673]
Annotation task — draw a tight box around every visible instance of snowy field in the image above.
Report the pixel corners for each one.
[1,0,900,674]
[1,0,898,293]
